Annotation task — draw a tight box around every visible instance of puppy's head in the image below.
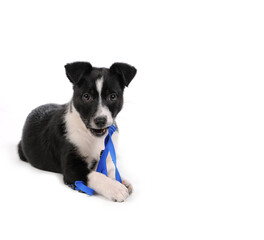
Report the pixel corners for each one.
[65,61,137,137]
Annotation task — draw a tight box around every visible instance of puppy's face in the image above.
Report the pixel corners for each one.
[72,68,124,136]
[65,62,137,137]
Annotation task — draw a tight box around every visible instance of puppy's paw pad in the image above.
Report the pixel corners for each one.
[122,179,133,195]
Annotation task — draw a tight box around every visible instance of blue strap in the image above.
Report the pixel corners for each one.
[74,181,94,195]
[72,124,121,196]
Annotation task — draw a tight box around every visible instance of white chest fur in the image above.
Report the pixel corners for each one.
[64,104,118,170]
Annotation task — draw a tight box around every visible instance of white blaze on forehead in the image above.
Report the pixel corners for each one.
[93,77,113,128]
[96,77,103,96]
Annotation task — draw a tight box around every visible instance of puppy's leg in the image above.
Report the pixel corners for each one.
[106,155,133,195]
[106,154,116,179]
[62,152,89,186]
[87,172,129,202]
[62,152,129,202]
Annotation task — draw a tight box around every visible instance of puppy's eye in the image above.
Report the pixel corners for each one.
[82,93,93,102]
[108,93,117,102]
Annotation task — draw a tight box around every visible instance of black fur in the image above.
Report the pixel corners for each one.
[18,62,137,187]
[110,63,137,87]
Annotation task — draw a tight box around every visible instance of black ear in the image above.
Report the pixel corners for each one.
[110,62,137,87]
[64,62,92,84]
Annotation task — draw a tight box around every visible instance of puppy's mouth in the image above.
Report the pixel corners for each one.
[89,127,108,137]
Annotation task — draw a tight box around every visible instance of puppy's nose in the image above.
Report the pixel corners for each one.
[94,117,107,128]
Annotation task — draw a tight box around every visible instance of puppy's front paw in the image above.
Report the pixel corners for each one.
[104,179,129,202]
[122,179,133,195]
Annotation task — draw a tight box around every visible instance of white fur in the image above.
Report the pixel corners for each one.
[96,77,103,95]
[87,172,129,202]
[65,103,104,165]
[90,77,113,128]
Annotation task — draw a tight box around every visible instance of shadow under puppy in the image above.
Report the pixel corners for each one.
[18,62,137,202]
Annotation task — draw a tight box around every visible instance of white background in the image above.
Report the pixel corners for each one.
[0,0,263,239]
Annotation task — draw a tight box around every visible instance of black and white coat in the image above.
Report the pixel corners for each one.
[18,62,137,202]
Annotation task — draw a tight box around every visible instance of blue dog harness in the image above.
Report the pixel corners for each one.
[70,124,121,196]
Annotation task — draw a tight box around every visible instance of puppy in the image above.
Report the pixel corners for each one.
[18,62,137,202]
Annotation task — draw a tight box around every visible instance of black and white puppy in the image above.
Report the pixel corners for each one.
[18,62,137,202]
